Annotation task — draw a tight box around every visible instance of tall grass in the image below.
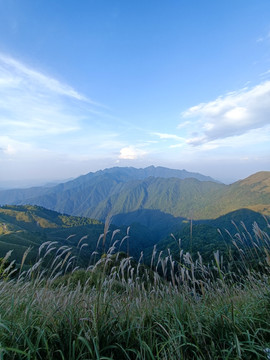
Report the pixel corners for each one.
[0,222,270,359]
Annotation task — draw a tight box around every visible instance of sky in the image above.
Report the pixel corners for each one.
[0,0,270,187]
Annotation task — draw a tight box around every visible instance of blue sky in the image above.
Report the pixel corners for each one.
[0,0,270,186]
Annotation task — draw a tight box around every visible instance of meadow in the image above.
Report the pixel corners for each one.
[0,222,270,359]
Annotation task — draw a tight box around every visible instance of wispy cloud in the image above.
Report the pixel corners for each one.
[0,53,123,159]
[0,53,104,140]
[0,53,140,182]
[256,31,270,43]
[260,69,270,78]
[177,121,191,129]
[153,132,185,141]
[0,54,89,101]
[181,81,270,146]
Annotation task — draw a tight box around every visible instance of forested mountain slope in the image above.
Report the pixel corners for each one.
[0,169,269,225]
[0,205,157,265]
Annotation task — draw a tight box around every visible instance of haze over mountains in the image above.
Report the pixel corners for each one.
[0,166,269,224]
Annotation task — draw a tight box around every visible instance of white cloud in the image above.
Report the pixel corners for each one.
[153,132,185,141]
[224,107,247,121]
[119,146,147,160]
[181,81,270,146]
[169,143,184,149]
[182,125,270,154]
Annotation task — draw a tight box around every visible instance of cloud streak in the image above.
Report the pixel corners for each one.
[181,81,270,146]
[0,54,93,140]
[0,53,121,158]
[0,54,88,101]
[153,132,186,142]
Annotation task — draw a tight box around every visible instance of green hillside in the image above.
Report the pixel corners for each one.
[0,205,158,267]
[86,177,225,220]
[0,205,104,265]
[150,208,270,266]
[216,171,270,215]
[82,171,270,221]
[0,170,268,224]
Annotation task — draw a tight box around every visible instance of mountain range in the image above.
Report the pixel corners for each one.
[0,167,269,226]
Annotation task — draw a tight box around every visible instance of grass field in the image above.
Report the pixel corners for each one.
[0,222,270,359]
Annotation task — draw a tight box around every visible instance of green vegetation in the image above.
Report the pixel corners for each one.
[0,221,270,359]
[91,171,270,220]
[0,205,159,267]
[1,205,269,269]
[0,205,105,265]
[1,169,269,224]
[0,205,102,229]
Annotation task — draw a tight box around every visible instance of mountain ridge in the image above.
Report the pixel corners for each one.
[0,168,269,225]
